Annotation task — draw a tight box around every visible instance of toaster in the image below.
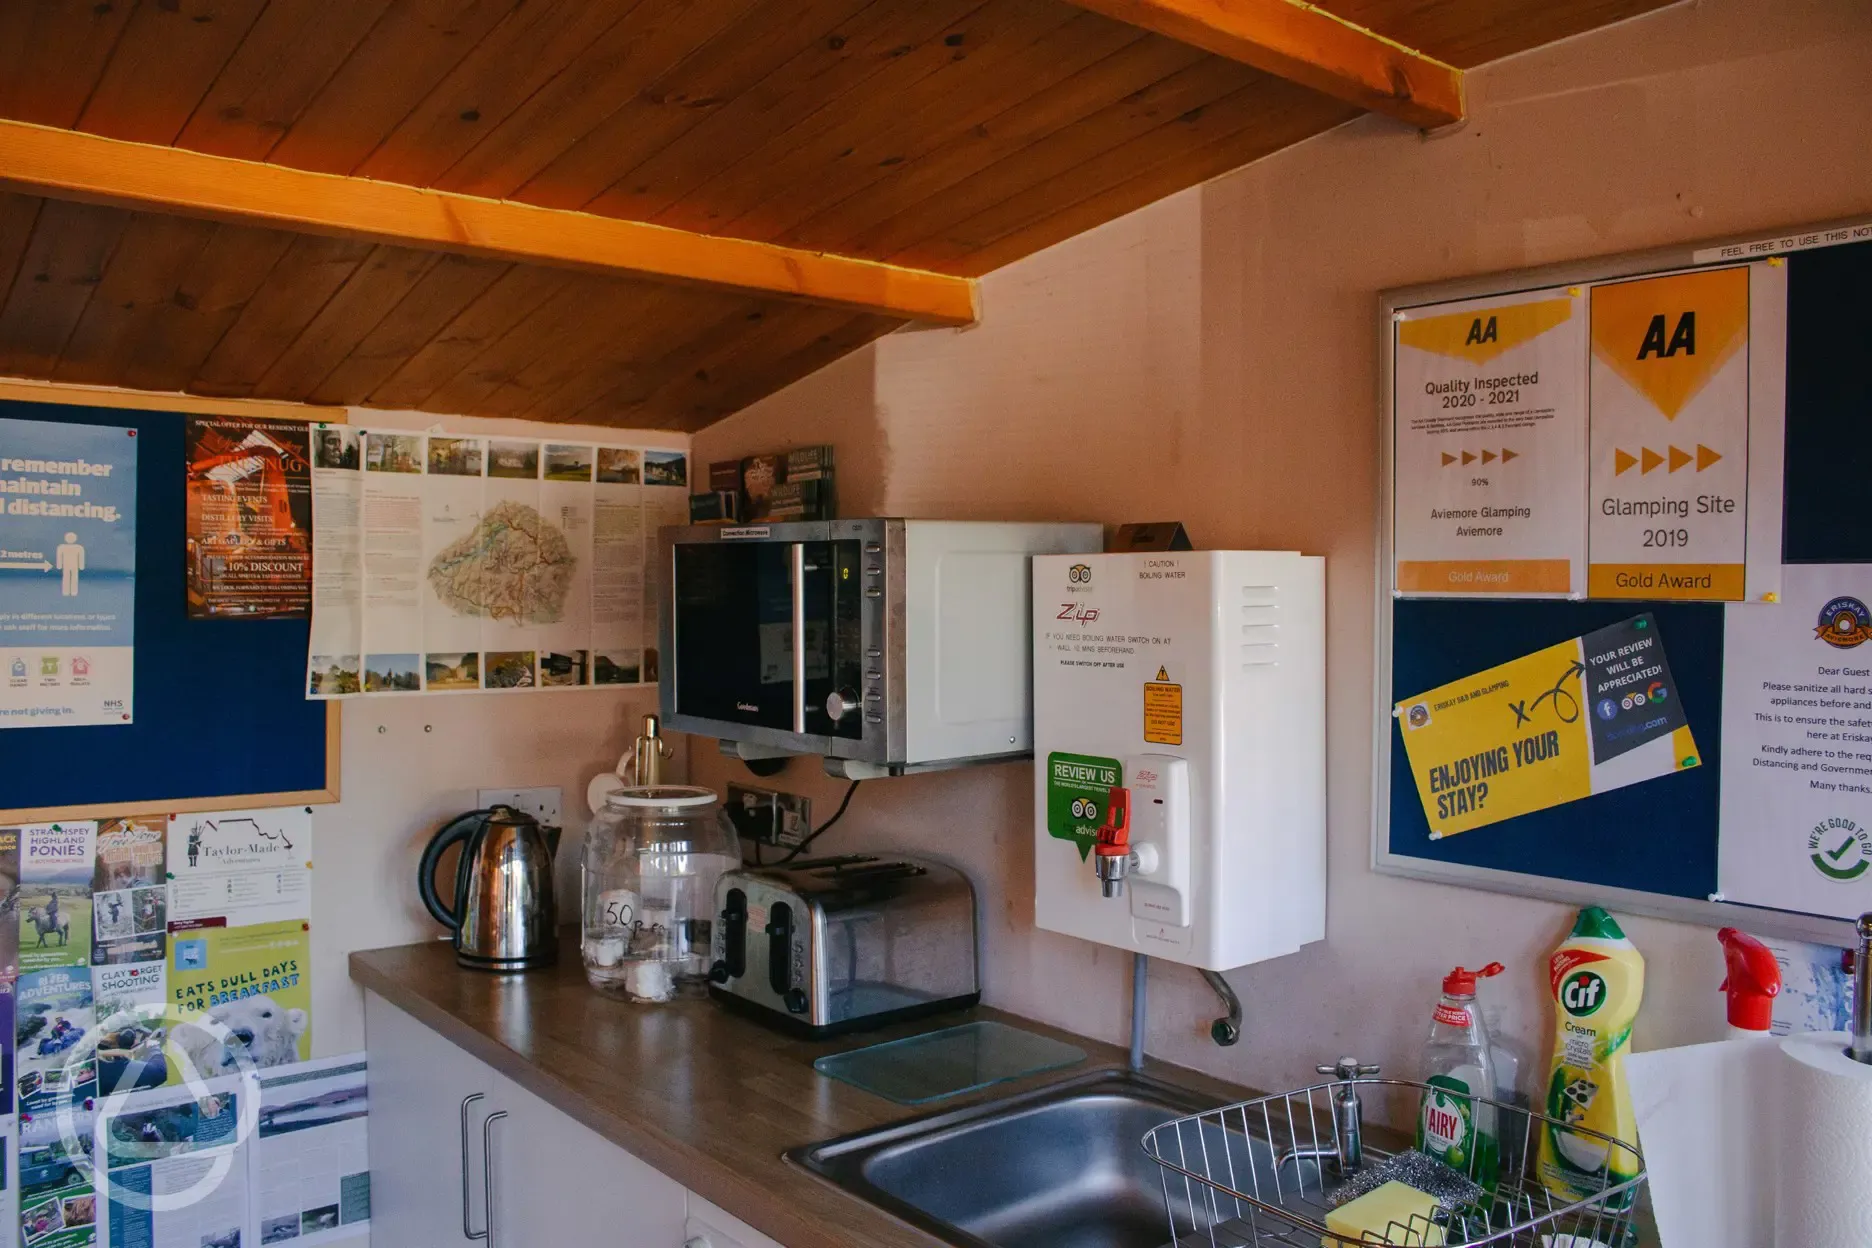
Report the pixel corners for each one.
[707,854,979,1037]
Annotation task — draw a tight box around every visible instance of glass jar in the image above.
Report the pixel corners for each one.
[581,786,740,1003]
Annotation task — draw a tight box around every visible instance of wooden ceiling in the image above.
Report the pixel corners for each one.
[0,0,1674,431]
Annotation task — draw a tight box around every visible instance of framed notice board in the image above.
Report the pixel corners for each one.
[1374,217,1872,944]
[0,381,340,822]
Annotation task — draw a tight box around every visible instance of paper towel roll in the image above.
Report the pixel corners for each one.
[1776,1031,1872,1248]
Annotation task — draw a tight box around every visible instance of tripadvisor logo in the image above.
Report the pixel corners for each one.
[1561,970,1607,1017]
[1808,816,1872,882]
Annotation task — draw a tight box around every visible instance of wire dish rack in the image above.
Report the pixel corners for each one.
[1142,1076,1645,1248]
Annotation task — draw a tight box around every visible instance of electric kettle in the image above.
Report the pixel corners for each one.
[419,806,559,971]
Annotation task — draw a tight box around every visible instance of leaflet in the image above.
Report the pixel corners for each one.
[251,1056,370,1245]
[183,416,312,620]
[166,922,311,1085]
[93,818,167,966]
[1716,564,1872,918]
[20,1108,97,1248]
[307,425,363,696]
[306,430,680,696]
[15,966,97,1119]
[19,822,96,973]
[1393,287,1588,597]
[166,809,311,929]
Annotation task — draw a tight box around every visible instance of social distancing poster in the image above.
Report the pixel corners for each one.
[1587,267,1752,600]
[1396,615,1702,838]
[1394,288,1587,598]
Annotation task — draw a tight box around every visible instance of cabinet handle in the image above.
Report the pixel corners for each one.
[460,1093,487,1241]
[482,1110,509,1248]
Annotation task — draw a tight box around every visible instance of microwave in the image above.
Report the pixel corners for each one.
[658,519,1102,771]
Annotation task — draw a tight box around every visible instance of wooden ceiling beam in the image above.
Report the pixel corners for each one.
[0,119,977,327]
[1057,0,1463,128]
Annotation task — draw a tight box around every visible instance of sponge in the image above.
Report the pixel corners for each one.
[1321,1180,1446,1247]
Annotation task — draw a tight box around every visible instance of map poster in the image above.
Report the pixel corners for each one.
[167,807,312,928]
[19,822,96,973]
[92,817,167,966]
[1717,565,1872,918]
[1395,614,1701,838]
[184,415,312,620]
[1587,264,1782,601]
[308,429,681,696]
[307,424,362,696]
[1394,287,1588,598]
[641,450,690,683]
[0,415,136,729]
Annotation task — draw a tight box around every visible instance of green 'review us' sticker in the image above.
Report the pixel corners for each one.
[1046,751,1121,861]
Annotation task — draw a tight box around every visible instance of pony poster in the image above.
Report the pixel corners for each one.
[18,822,94,972]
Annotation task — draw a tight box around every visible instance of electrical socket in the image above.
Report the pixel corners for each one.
[725,783,812,848]
[478,786,563,829]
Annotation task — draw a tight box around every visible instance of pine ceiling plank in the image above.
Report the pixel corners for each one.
[190,233,376,397]
[1056,0,1461,127]
[54,212,218,384]
[264,0,526,175]
[0,0,137,128]
[0,121,979,323]
[418,273,635,416]
[784,31,1203,256]
[613,300,860,418]
[77,0,270,145]
[306,253,511,406]
[352,0,641,189]
[510,0,880,211]
[850,52,1270,264]
[725,11,1163,248]
[646,0,1076,235]
[256,244,444,398]
[432,0,767,200]
[117,222,297,392]
[174,0,398,162]
[365,264,571,410]
[631,307,895,429]
[915,73,1355,272]
[0,199,129,378]
[476,283,739,420]
[578,0,990,226]
[0,195,44,301]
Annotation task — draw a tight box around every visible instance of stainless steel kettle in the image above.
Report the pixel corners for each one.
[419,806,559,971]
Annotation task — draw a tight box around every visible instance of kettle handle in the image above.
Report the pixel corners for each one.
[418,811,488,933]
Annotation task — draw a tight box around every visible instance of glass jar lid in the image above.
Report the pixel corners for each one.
[603,785,718,809]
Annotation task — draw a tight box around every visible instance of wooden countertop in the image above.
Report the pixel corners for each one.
[351,939,1257,1248]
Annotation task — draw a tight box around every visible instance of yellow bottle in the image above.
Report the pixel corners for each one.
[1537,906,1644,1207]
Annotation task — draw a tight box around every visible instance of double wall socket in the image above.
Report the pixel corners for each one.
[724,783,811,848]
[478,786,563,829]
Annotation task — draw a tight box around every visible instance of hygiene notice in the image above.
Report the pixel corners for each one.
[1717,565,1872,917]
[1395,614,1701,838]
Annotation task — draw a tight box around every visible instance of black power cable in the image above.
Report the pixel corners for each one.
[774,779,861,864]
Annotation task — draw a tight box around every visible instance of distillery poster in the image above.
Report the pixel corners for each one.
[184,415,312,620]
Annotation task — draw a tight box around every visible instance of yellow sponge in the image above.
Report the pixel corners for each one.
[1321,1180,1446,1247]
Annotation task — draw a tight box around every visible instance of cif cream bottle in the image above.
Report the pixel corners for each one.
[1537,906,1644,1207]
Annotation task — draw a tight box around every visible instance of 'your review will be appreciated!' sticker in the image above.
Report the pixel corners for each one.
[1395,614,1701,838]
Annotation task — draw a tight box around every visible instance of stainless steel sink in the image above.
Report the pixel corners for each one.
[789,1069,1310,1248]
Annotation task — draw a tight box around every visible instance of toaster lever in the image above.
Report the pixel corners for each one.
[766,902,795,997]
[719,888,748,981]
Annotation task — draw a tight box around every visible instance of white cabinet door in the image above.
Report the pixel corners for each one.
[685,1195,787,1248]
[365,992,505,1248]
[490,1076,688,1248]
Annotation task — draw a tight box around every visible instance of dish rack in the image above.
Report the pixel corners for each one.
[1142,1076,1645,1247]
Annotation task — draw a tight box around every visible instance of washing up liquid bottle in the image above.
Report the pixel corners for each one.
[1417,962,1502,1191]
[1537,906,1644,1208]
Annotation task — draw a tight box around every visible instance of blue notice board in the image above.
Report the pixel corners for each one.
[0,397,335,818]
[1381,233,1872,928]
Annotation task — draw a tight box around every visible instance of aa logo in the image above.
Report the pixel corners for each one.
[1561,969,1608,1017]
[1592,267,1748,419]
[1808,816,1871,882]
[1399,297,1572,366]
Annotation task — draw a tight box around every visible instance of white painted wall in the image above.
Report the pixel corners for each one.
[686,0,1872,1119]
[309,408,686,1056]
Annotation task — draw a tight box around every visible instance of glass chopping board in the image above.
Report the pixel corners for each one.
[813,1021,1086,1105]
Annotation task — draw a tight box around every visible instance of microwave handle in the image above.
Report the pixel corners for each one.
[789,541,807,734]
